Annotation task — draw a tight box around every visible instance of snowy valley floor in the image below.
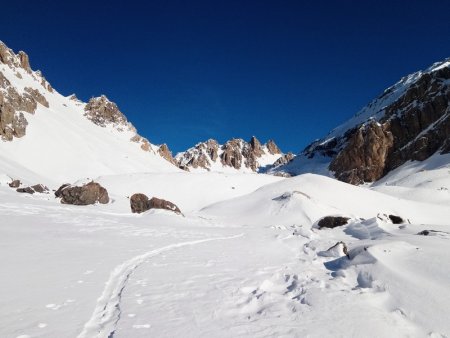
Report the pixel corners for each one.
[1,172,450,338]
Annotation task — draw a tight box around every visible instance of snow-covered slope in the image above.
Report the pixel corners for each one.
[273,58,450,184]
[0,41,179,186]
[2,172,450,337]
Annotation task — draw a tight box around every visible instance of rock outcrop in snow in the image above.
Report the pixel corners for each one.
[84,95,130,130]
[57,182,109,205]
[274,58,450,184]
[176,137,284,172]
[157,144,177,165]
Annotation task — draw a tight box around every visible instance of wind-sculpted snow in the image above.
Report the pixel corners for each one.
[2,170,450,337]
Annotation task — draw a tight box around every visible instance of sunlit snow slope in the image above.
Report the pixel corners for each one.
[0,42,178,186]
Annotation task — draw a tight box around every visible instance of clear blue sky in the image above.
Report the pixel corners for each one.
[2,0,450,153]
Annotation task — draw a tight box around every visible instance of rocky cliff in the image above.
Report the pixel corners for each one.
[275,58,450,184]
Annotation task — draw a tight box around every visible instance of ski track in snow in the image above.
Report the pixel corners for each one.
[77,234,244,338]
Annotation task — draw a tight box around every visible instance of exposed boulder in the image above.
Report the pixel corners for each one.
[317,216,350,229]
[149,197,181,214]
[130,193,150,214]
[54,183,71,197]
[16,187,34,194]
[8,179,21,188]
[31,184,49,193]
[58,182,109,205]
[15,183,48,194]
[388,214,404,224]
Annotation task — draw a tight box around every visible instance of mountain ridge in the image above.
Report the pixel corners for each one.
[273,58,450,184]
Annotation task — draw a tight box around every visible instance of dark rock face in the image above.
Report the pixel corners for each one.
[130,193,150,213]
[329,121,394,185]
[318,216,350,229]
[8,179,21,188]
[296,60,450,184]
[58,182,109,205]
[149,197,181,214]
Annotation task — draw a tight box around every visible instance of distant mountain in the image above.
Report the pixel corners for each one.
[0,41,179,185]
[272,58,450,184]
[175,136,292,173]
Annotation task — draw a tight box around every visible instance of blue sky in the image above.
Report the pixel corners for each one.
[2,0,450,153]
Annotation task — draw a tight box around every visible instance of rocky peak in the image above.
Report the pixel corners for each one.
[84,95,131,130]
[248,136,265,156]
[0,41,34,75]
[266,139,281,155]
[17,51,31,73]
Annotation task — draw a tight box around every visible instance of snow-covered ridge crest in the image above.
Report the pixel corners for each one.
[176,136,286,173]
